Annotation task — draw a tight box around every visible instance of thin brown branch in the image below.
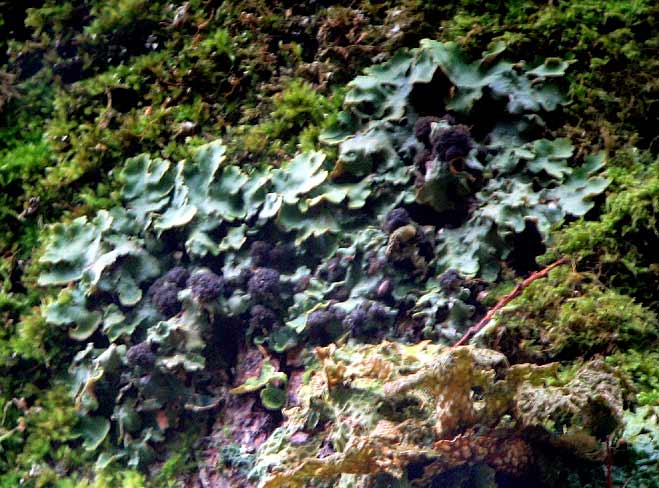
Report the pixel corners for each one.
[452,256,569,347]
[606,436,613,488]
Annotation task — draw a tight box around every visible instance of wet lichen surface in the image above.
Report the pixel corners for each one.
[0,1,658,487]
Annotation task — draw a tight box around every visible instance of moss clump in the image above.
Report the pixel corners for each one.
[484,266,658,364]
[0,383,83,487]
[545,154,659,310]
[607,350,659,406]
[53,470,147,488]
[240,80,343,157]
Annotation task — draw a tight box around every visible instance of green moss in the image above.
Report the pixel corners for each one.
[485,267,658,363]
[608,350,659,406]
[10,309,55,363]
[0,383,82,487]
[86,0,151,37]
[241,80,342,157]
[0,71,56,252]
[545,153,659,310]
[153,431,199,487]
[54,470,146,488]
[199,28,235,61]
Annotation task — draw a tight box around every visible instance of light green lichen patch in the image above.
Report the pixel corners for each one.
[253,341,625,487]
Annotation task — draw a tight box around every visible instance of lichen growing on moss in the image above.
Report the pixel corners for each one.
[252,341,626,487]
[24,36,618,482]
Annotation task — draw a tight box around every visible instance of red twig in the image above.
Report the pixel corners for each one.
[606,436,613,488]
[452,256,569,347]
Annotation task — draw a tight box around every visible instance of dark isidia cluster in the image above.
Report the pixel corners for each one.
[148,267,225,316]
[148,266,190,317]
[414,116,474,168]
[126,341,156,370]
[188,271,224,303]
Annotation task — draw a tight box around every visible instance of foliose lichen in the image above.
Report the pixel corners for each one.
[252,341,626,487]
[34,40,612,475]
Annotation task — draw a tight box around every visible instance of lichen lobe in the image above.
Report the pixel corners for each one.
[257,341,625,486]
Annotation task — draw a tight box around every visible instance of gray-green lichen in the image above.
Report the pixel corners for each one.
[252,341,625,487]
[35,40,611,473]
